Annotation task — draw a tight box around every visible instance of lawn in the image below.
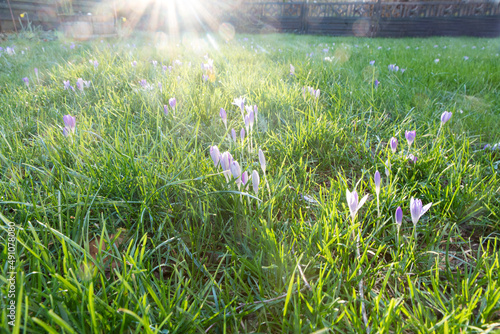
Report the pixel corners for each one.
[1,33,500,333]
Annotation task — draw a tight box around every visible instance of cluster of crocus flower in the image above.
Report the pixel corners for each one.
[75,78,91,91]
[210,146,260,194]
[63,115,76,136]
[302,86,320,100]
[163,98,176,115]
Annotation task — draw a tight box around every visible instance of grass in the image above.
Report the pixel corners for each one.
[0,32,499,333]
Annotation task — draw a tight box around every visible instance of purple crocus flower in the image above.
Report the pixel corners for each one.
[162,65,168,72]
[434,59,439,64]
[220,108,227,128]
[241,171,249,186]
[405,130,416,148]
[388,64,395,71]
[163,105,169,116]
[210,146,220,167]
[139,79,147,88]
[408,154,417,163]
[395,207,403,227]
[132,61,137,67]
[34,68,38,77]
[230,160,242,181]
[374,170,381,197]
[169,98,176,109]
[76,78,84,91]
[410,197,432,226]
[63,114,76,136]
[231,128,237,142]
[22,77,29,87]
[374,79,380,88]
[202,74,208,82]
[94,60,98,69]
[346,188,369,220]
[440,111,452,124]
[390,137,398,153]
[369,60,375,66]
[259,149,266,173]
[240,128,245,141]
[70,43,75,50]
[464,56,469,60]
[158,82,162,92]
[232,97,245,113]
[252,170,260,193]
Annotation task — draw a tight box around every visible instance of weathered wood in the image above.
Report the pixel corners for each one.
[236,1,500,37]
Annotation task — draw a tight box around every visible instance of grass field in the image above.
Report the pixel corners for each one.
[1,33,500,333]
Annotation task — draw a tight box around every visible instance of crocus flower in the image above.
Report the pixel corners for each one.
[394,66,399,72]
[240,128,245,141]
[440,111,452,124]
[152,60,157,67]
[230,160,241,181]
[408,154,417,163]
[231,128,237,142]
[374,79,379,88]
[374,171,381,197]
[410,197,432,226]
[395,207,403,227]
[434,59,439,63]
[290,64,295,76]
[315,89,320,99]
[34,68,38,77]
[158,82,162,92]
[252,170,260,194]
[93,60,98,69]
[385,159,391,177]
[63,114,76,136]
[405,130,416,148]
[76,78,85,91]
[202,74,208,82]
[22,77,29,87]
[139,79,148,88]
[232,97,245,112]
[259,149,266,173]
[464,56,469,60]
[388,64,395,71]
[169,98,176,109]
[346,188,369,220]
[132,61,137,67]
[390,137,398,153]
[163,105,168,116]
[219,108,227,128]
[241,171,249,187]
[369,60,375,66]
[162,65,168,72]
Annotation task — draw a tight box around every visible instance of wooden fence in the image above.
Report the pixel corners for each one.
[233,1,500,37]
[1,0,500,37]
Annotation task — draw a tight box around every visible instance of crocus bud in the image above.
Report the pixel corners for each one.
[252,170,260,194]
[315,89,320,99]
[240,128,245,141]
[210,146,220,167]
[405,130,416,147]
[440,111,452,124]
[395,207,403,226]
[241,171,248,186]
[259,149,266,173]
[231,128,236,142]
[169,98,176,109]
[230,161,241,180]
[390,137,398,153]
[22,77,29,87]
[385,159,391,177]
[374,170,381,196]
[220,108,227,127]
[163,105,168,115]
